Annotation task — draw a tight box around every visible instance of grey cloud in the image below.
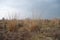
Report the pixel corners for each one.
[0,0,60,19]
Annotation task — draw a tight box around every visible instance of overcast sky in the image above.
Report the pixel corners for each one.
[0,0,60,19]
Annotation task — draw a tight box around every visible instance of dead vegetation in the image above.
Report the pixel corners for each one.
[0,19,60,40]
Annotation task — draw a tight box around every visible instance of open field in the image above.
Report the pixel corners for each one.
[0,19,60,40]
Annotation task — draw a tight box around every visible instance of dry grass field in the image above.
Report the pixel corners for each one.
[0,19,60,40]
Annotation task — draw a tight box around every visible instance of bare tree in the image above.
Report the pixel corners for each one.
[8,12,18,20]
